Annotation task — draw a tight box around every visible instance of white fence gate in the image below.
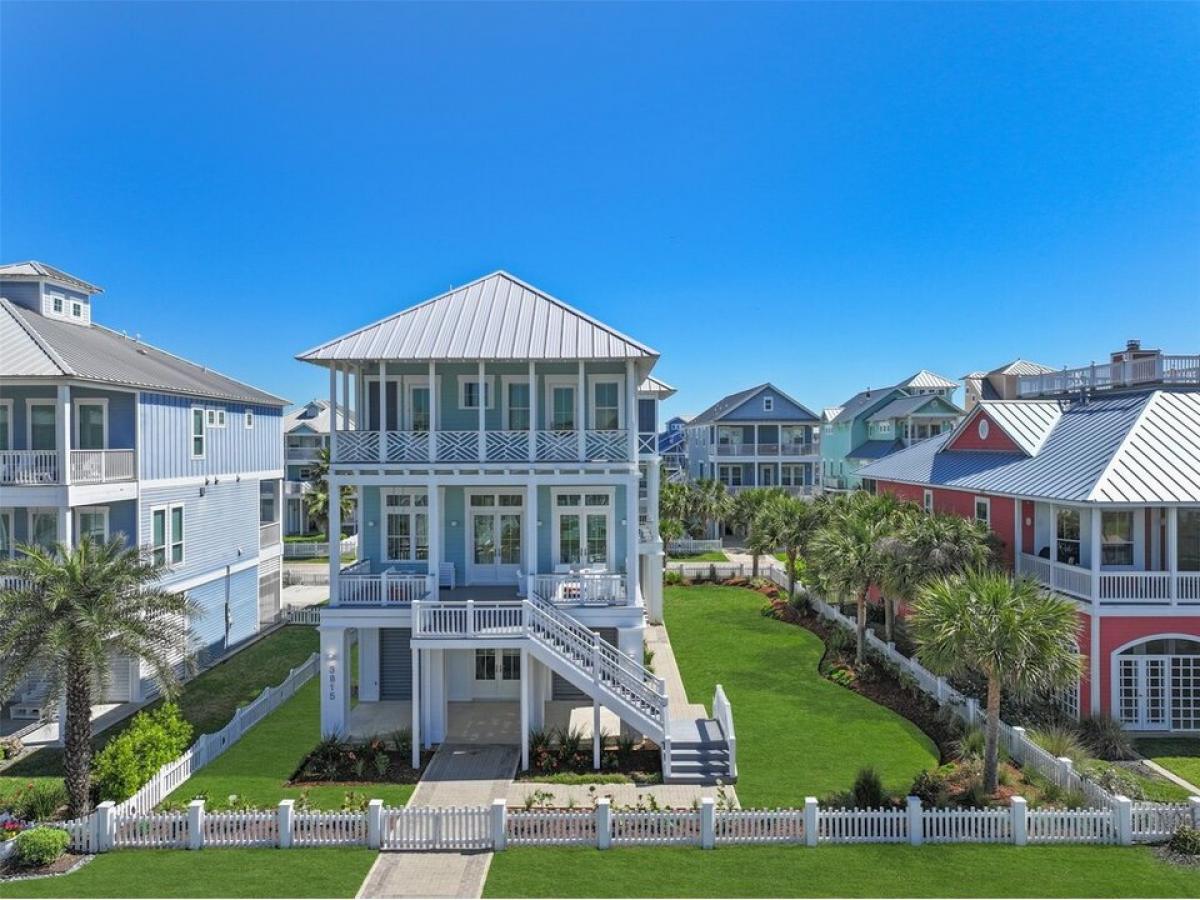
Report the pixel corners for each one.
[381,806,491,850]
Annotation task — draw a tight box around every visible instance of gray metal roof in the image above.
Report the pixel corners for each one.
[967,399,1068,455]
[848,439,902,460]
[0,260,103,294]
[285,399,354,434]
[856,390,1197,503]
[897,369,958,389]
[866,394,962,422]
[991,358,1056,377]
[638,376,676,398]
[1,299,286,406]
[830,386,905,425]
[297,271,658,364]
[689,383,819,426]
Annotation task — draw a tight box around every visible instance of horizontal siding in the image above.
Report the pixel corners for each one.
[141,480,259,584]
[181,566,260,665]
[139,392,283,481]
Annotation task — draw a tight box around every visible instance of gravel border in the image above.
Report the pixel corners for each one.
[0,853,94,883]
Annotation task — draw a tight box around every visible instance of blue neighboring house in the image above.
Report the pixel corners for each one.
[685,383,821,496]
[657,413,691,475]
[0,261,287,718]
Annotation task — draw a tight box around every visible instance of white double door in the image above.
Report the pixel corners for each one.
[466,491,524,585]
[1117,655,1200,732]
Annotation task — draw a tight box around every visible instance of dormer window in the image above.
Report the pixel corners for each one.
[763,396,774,412]
[71,302,82,317]
[52,296,63,314]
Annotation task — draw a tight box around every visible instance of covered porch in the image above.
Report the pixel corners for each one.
[346,699,622,744]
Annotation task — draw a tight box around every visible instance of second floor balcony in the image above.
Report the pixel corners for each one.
[1,448,137,487]
[334,428,657,465]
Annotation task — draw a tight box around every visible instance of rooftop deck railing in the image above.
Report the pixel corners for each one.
[1017,355,1200,397]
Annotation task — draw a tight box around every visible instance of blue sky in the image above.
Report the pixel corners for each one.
[3,2,1197,417]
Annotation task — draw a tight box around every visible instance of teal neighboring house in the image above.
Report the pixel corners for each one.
[820,369,962,492]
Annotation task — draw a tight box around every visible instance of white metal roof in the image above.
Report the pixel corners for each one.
[285,399,354,434]
[991,358,1056,377]
[968,399,1069,455]
[0,260,103,294]
[297,271,658,364]
[896,369,958,389]
[1091,391,1200,503]
[638,376,676,398]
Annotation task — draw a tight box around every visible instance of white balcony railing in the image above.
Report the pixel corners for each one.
[259,521,282,550]
[528,572,628,606]
[0,450,59,485]
[723,484,815,497]
[334,429,640,464]
[70,449,136,484]
[338,569,436,606]
[1017,355,1200,397]
[716,443,815,457]
[1020,553,1198,605]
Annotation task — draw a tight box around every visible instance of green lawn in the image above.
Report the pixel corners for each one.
[161,675,416,810]
[669,552,729,562]
[0,627,318,795]
[483,845,1200,898]
[665,585,938,805]
[1139,738,1200,790]
[5,847,376,898]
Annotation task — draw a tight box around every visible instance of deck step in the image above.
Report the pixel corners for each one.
[665,717,733,784]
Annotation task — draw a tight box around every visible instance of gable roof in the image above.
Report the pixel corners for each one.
[896,369,957,390]
[689,383,819,426]
[830,386,905,425]
[0,298,286,406]
[0,260,103,295]
[957,399,1068,455]
[990,358,1056,377]
[297,271,657,364]
[867,394,962,422]
[638,375,676,398]
[857,390,1198,504]
[284,399,353,433]
[822,406,843,423]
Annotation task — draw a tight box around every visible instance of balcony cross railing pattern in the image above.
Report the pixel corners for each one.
[333,428,658,465]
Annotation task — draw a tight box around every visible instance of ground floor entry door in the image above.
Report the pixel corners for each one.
[466,491,524,584]
[1118,656,1170,731]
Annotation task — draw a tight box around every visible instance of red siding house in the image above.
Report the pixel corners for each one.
[856,357,1200,735]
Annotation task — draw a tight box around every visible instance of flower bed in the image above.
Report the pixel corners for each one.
[516,727,662,785]
[289,733,431,788]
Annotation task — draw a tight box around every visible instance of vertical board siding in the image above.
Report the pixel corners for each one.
[72,386,136,448]
[175,566,260,666]
[141,480,259,582]
[138,392,282,481]
[0,384,56,450]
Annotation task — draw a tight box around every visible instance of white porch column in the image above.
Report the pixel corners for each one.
[626,475,639,605]
[328,366,338,461]
[342,365,350,431]
[1167,506,1179,604]
[320,626,351,737]
[57,505,73,549]
[753,423,759,486]
[625,360,637,463]
[577,361,586,460]
[1013,499,1022,574]
[593,700,602,770]
[358,627,380,703]
[478,361,487,462]
[524,481,537,593]
[428,361,438,462]
[528,360,537,462]
[328,477,341,605]
[377,361,387,463]
[410,647,421,768]
[421,648,433,749]
[1048,502,1057,564]
[427,482,441,586]
[430,649,447,743]
[1090,609,1101,716]
[1089,505,1102,602]
[647,458,660,536]
[56,384,71,485]
[520,648,530,771]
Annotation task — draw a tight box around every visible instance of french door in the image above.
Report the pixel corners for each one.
[1118,657,1170,731]
[466,492,523,584]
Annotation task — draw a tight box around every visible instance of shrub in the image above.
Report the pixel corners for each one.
[827,666,856,688]
[1082,761,1144,800]
[1079,714,1137,761]
[909,767,952,808]
[93,703,192,802]
[5,781,68,821]
[664,570,683,586]
[1028,724,1091,767]
[390,728,412,758]
[826,627,850,657]
[13,827,69,867]
[851,767,886,809]
[643,648,655,671]
[1168,824,1200,857]
[952,727,986,762]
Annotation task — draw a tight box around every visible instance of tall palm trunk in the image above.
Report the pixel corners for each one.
[786,551,797,601]
[983,675,1002,793]
[883,594,895,643]
[855,589,867,665]
[63,652,94,818]
[751,553,759,579]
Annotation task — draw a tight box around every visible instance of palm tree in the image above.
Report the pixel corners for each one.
[659,481,694,534]
[306,447,354,536]
[876,511,995,642]
[692,479,732,541]
[0,537,196,817]
[658,516,685,545]
[808,492,899,665]
[756,494,820,600]
[730,487,783,577]
[909,569,1083,792]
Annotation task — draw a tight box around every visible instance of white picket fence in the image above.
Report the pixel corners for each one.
[284,536,358,559]
[667,539,724,556]
[54,794,1200,854]
[112,653,319,816]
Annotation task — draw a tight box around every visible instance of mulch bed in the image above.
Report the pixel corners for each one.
[289,747,434,787]
[1,852,90,881]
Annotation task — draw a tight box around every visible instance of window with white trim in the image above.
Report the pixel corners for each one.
[71,301,82,318]
[0,509,11,557]
[718,464,742,487]
[592,382,620,430]
[151,504,185,566]
[505,381,530,431]
[1056,508,1081,566]
[1101,511,1134,567]
[52,295,63,314]
[458,377,494,410]
[550,385,575,430]
[76,508,109,544]
[29,509,57,551]
[191,407,206,458]
[974,497,990,527]
[383,490,429,562]
[763,396,774,412]
[244,410,254,429]
[0,400,10,451]
[923,490,934,514]
[553,490,613,567]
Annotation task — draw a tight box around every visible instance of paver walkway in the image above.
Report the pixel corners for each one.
[357,743,518,899]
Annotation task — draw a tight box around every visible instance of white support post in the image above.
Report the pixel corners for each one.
[1189,795,1200,828]
[577,360,586,460]
[906,796,923,846]
[366,799,383,850]
[700,797,715,850]
[320,626,350,737]
[378,361,387,463]
[595,798,612,850]
[187,799,205,850]
[626,475,639,605]
[1168,506,1179,604]
[57,384,71,485]
[593,700,601,770]
[411,647,421,769]
[524,481,537,591]
[492,799,508,851]
[328,477,341,604]
[804,797,818,847]
[428,361,438,462]
[278,799,295,848]
[625,360,637,463]
[528,360,537,462]
[1056,756,1074,790]
[1114,795,1133,845]
[478,360,487,462]
[1010,796,1027,846]
[520,648,530,771]
[1089,505,1101,602]
[427,481,441,586]
[466,599,475,637]
[95,800,115,853]
[328,365,338,462]
[1011,726,1027,764]
[342,364,350,431]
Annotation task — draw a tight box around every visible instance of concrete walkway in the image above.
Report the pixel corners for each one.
[357,743,518,900]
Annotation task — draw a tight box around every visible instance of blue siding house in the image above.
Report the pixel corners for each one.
[0,261,287,718]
